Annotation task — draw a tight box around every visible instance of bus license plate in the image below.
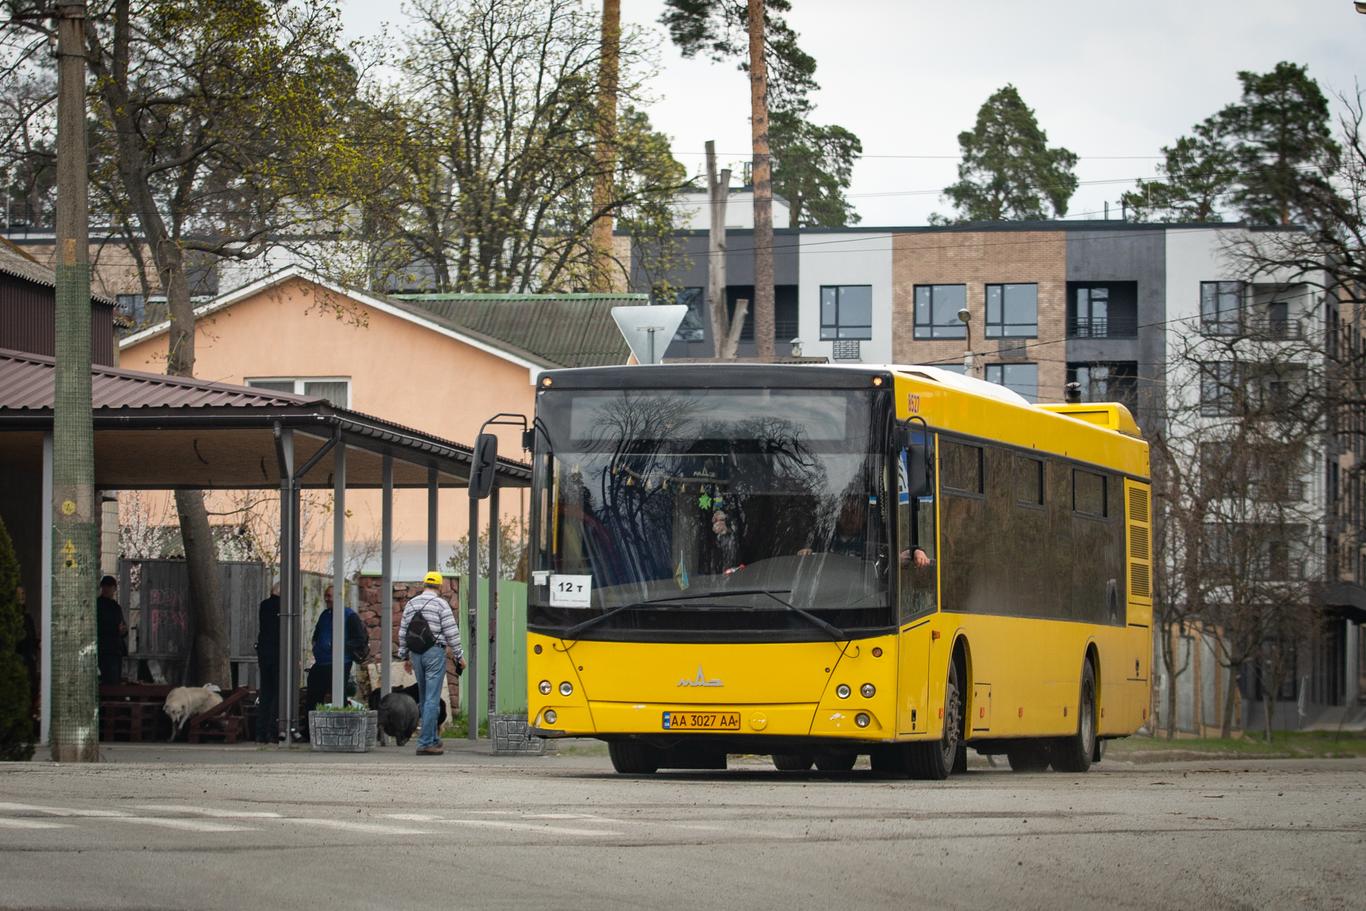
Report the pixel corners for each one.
[662,711,741,731]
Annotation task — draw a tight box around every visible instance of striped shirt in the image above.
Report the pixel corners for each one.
[397,590,464,661]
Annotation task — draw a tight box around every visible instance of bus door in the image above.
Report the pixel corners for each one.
[897,425,937,735]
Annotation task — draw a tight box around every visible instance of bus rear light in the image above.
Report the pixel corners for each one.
[538,680,552,696]
[543,710,557,725]
[860,683,875,698]
[559,681,574,697]
[836,684,851,699]
[855,713,870,728]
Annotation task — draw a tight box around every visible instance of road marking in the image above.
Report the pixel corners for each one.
[105,817,252,833]
[0,818,71,830]
[0,802,129,818]
[439,819,621,837]
[281,818,432,836]
[132,804,284,819]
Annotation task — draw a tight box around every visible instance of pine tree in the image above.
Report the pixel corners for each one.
[1121,118,1236,222]
[942,85,1078,222]
[0,515,35,762]
[770,110,862,227]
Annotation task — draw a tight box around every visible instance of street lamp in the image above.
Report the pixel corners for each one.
[957,307,980,378]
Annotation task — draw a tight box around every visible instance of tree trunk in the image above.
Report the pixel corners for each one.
[1262,660,1276,744]
[175,490,228,686]
[705,141,736,360]
[746,0,774,359]
[50,0,99,762]
[589,0,620,291]
[1219,661,1238,739]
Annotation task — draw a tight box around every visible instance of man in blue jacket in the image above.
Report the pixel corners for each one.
[304,585,368,712]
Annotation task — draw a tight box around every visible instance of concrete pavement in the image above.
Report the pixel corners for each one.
[0,747,1362,910]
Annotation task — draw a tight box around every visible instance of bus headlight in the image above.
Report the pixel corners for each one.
[860,683,876,698]
[836,684,851,699]
[544,709,558,725]
[559,681,574,697]
[855,713,870,728]
[538,680,552,696]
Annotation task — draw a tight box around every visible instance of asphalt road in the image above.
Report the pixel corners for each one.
[0,745,1362,911]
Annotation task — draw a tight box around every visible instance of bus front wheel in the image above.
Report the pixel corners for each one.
[772,753,814,771]
[1051,660,1097,773]
[609,741,659,774]
[910,659,963,780]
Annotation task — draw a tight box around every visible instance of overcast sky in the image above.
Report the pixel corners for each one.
[341,0,1365,227]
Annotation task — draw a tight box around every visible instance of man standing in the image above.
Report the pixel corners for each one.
[95,575,127,686]
[397,572,464,756]
[305,585,367,709]
[255,583,280,743]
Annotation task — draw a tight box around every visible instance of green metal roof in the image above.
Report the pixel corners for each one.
[390,292,647,369]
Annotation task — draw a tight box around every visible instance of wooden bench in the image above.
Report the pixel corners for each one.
[100,684,174,742]
[187,687,252,744]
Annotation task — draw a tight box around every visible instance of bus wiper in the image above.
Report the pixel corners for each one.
[559,588,847,641]
[561,593,699,639]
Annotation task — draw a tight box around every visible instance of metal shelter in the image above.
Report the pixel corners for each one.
[0,348,530,744]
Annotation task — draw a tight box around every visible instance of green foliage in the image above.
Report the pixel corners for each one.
[1121,118,1236,222]
[447,517,526,582]
[1223,62,1340,226]
[769,109,862,228]
[942,85,1078,222]
[659,0,816,111]
[0,515,34,762]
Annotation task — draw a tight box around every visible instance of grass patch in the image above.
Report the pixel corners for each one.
[1108,730,1366,759]
[439,716,489,739]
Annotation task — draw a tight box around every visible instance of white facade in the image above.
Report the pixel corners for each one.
[796,232,894,364]
[676,189,791,231]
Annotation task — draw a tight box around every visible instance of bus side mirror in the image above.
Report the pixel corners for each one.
[907,443,929,498]
[469,433,498,500]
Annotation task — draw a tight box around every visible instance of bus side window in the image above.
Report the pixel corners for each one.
[898,440,937,621]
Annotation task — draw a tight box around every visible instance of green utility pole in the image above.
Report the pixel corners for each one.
[50,0,98,762]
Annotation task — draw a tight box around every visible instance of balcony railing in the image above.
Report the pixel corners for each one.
[1067,316,1138,339]
[1245,316,1304,340]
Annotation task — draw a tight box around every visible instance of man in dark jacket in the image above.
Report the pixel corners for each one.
[255,583,281,743]
[95,575,127,686]
[304,585,367,709]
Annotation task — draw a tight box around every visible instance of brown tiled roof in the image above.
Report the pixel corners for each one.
[0,347,319,412]
[0,237,116,306]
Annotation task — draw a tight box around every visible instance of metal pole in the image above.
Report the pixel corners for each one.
[488,485,500,718]
[427,465,438,571]
[288,479,302,737]
[39,432,53,746]
[381,453,393,696]
[276,428,293,743]
[467,494,478,740]
[331,443,346,707]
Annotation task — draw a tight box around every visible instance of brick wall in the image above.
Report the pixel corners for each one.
[357,575,463,715]
[891,230,1067,401]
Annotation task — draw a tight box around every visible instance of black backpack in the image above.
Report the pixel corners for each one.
[404,606,438,655]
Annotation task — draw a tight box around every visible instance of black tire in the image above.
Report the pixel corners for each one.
[910,658,963,780]
[814,752,857,772]
[1052,660,1097,773]
[1006,741,1052,772]
[609,741,659,774]
[869,745,907,776]
[772,752,814,771]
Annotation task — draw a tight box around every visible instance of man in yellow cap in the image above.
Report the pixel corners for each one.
[397,572,465,755]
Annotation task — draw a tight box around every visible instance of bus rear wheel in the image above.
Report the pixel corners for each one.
[772,752,814,771]
[1051,660,1097,773]
[609,741,659,774]
[910,659,962,780]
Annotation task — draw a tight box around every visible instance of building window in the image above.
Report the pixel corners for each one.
[1201,281,1244,336]
[820,285,873,340]
[1068,282,1137,338]
[726,285,799,341]
[246,377,350,408]
[985,363,1038,402]
[1067,362,1138,413]
[1199,362,1238,416]
[985,283,1037,338]
[913,284,967,339]
[662,287,704,342]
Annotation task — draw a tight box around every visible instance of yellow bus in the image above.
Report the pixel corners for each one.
[526,364,1152,778]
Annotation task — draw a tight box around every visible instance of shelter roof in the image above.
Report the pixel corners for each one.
[0,347,529,489]
[392,291,646,368]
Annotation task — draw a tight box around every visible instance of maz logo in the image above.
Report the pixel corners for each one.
[677,666,724,687]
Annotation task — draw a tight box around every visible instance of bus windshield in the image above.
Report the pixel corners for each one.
[530,386,894,638]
